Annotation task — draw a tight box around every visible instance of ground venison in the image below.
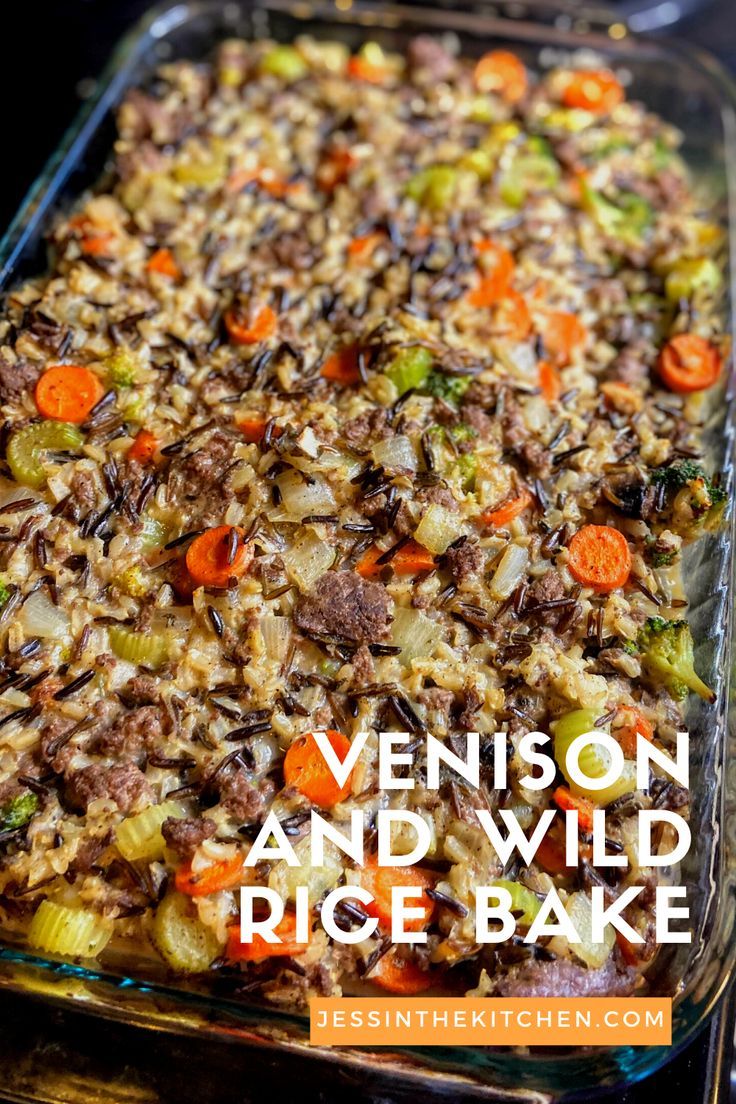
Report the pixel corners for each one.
[445,539,484,582]
[0,354,41,403]
[161,815,216,861]
[294,571,392,644]
[491,955,636,998]
[216,767,275,822]
[341,408,391,451]
[65,764,153,815]
[94,705,168,762]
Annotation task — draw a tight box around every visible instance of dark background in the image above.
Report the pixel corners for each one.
[0,1,735,1102]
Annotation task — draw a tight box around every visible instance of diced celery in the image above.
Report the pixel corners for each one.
[109,624,169,669]
[260,44,308,81]
[490,879,541,927]
[28,900,113,959]
[499,148,560,208]
[140,516,169,552]
[664,258,721,303]
[406,165,459,211]
[552,709,638,803]
[152,892,222,973]
[7,422,84,489]
[385,345,434,395]
[105,349,138,388]
[116,800,187,863]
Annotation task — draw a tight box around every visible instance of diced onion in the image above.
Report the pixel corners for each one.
[553,712,638,804]
[284,532,335,592]
[261,615,291,662]
[489,543,528,599]
[275,470,335,519]
[413,504,465,555]
[116,800,187,863]
[28,900,113,959]
[152,891,222,973]
[490,879,541,928]
[371,435,417,473]
[20,591,70,640]
[268,836,342,905]
[548,891,615,969]
[391,606,443,664]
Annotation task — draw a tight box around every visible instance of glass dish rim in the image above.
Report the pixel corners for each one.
[0,2,735,1098]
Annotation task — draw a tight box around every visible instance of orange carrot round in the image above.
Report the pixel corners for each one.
[35,365,105,423]
[356,539,435,579]
[81,231,115,257]
[347,232,384,263]
[357,856,435,932]
[346,55,389,84]
[224,304,277,345]
[369,949,432,994]
[552,785,595,834]
[283,730,353,807]
[567,524,631,592]
[473,50,528,103]
[176,854,245,897]
[482,487,532,529]
[658,333,721,393]
[147,247,180,280]
[562,70,624,114]
[612,705,654,760]
[185,525,254,589]
[494,291,532,341]
[226,912,309,961]
[538,359,561,403]
[539,311,587,366]
[320,345,362,385]
[467,242,515,308]
[128,429,158,465]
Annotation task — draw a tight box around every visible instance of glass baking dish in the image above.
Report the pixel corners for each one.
[0,2,735,1099]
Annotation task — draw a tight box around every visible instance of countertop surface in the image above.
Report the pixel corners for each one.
[1,1,735,1102]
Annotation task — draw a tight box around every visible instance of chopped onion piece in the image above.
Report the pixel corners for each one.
[372,435,417,473]
[414,503,465,555]
[548,891,615,969]
[489,543,528,599]
[391,606,443,664]
[275,470,336,518]
[261,615,291,662]
[284,532,335,591]
[20,591,70,640]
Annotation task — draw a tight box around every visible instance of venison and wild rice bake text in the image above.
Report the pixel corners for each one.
[0,33,728,1004]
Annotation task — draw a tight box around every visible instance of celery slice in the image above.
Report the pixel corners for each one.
[385,346,434,396]
[28,900,113,958]
[116,800,187,863]
[109,624,168,669]
[259,45,308,82]
[490,879,542,928]
[152,892,222,973]
[7,422,84,489]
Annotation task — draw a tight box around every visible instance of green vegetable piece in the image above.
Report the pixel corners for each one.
[260,45,308,82]
[581,181,653,245]
[140,516,169,552]
[650,459,726,534]
[7,422,84,489]
[490,879,541,928]
[385,345,434,395]
[455,452,477,491]
[644,537,678,569]
[406,165,459,211]
[424,371,472,406]
[637,616,714,702]
[105,349,138,388]
[0,578,10,608]
[458,148,494,181]
[664,258,721,304]
[1,791,39,833]
[499,146,560,208]
[109,624,168,669]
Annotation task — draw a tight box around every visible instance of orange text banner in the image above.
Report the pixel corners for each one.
[310,998,672,1047]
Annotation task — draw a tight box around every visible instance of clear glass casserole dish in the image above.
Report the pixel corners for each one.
[0,2,734,1099]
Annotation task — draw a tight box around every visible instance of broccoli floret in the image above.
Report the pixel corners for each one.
[424,371,472,406]
[0,577,10,608]
[1,790,39,834]
[621,639,639,656]
[650,460,727,536]
[637,617,714,702]
[454,453,477,491]
[644,535,679,569]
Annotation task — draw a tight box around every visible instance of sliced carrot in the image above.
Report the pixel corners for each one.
[347,232,384,263]
[226,167,259,194]
[538,310,588,366]
[146,247,180,280]
[467,242,515,308]
[283,730,353,808]
[494,291,532,341]
[562,70,624,114]
[224,304,277,345]
[170,558,196,602]
[473,50,528,103]
[35,364,105,424]
[356,539,436,578]
[538,359,561,403]
[567,524,631,592]
[613,705,654,760]
[553,785,595,834]
[236,416,283,444]
[346,55,390,84]
[185,525,254,589]
[317,147,356,192]
[320,344,362,385]
[481,487,532,529]
[658,333,721,393]
[226,911,309,962]
[176,853,245,897]
[369,949,432,994]
[81,231,116,257]
[128,429,158,465]
[535,825,570,874]
[357,856,435,932]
